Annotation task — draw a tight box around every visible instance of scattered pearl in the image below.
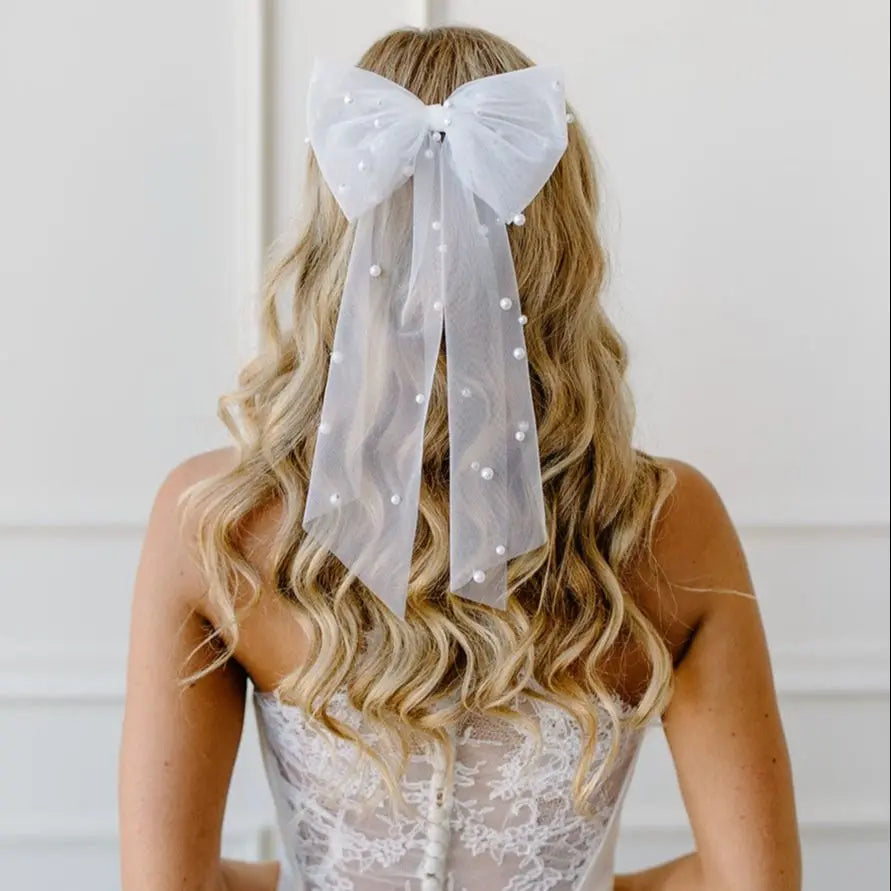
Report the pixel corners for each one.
[495,545,506,556]
[331,350,344,364]
[518,314,528,325]
[512,213,526,226]
[432,131,443,143]
[318,421,331,434]
[565,112,575,124]
[329,492,341,505]
[499,298,513,311]
[472,570,486,584]
[424,148,434,159]
[357,160,368,172]
[515,431,526,442]
[415,393,426,404]
[495,216,503,224]
[390,494,402,505]
[443,117,452,126]
[303,136,311,144]
[437,243,448,254]
[431,220,442,231]
[513,347,526,360]
[478,224,489,237]
[343,93,353,104]
[373,118,382,129]
[369,264,382,277]
[517,420,530,432]
[433,300,443,311]
[443,99,452,108]
[470,461,480,471]
[480,466,494,480]
[460,387,472,398]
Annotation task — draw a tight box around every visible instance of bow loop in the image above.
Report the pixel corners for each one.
[443,66,569,220]
[307,61,428,220]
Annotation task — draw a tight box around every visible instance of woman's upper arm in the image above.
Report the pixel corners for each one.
[654,461,802,890]
[119,452,246,891]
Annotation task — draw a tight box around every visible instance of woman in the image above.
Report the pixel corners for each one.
[119,26,801,891]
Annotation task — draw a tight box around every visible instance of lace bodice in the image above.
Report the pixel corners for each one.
[254,687,643,891]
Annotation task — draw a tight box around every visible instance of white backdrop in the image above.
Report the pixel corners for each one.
[0,1,888,888]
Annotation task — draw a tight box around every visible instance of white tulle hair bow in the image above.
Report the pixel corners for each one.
[302,59,569,618]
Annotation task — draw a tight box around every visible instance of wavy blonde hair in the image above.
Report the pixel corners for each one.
[184,25,676,819]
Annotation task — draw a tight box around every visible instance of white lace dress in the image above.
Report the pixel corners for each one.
[254,687,643,891]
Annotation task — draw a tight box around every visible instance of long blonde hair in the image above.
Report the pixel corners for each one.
[184,26,676,818]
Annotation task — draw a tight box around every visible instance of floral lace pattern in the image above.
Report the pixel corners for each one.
[255,688,642,891]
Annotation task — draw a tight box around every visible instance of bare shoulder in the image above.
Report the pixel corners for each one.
[154,447,239,509]
[136,447,239,610]
[628,457,755,659]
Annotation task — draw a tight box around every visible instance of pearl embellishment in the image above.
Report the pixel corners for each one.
[495,545,506,556]
[472,570,486,584]
[331,351,344,364]
[431,220,442,231]
[499,298,513,310]
[390,494,402,505]
[437,243,448,254]
[303,136,311,144]
[424,148,434,159]
[470,461,480,471]
[433,300,443,311]
[480,466,494,480]
[478,224,489,236]
[518,420,530,432]
[329,492,341,505]
[373,118,382,129]
[319,421,331,434]
[415,393,426,404]
[518,314,528,325]
[513,347,526,360]
[460,387,472,398]
[512,213,526,226]
[566,112,575,124]
[357,160,368,172]
[515,431,526,442]
[369,264,382,277]
[432,131,443,143]
[343,93,353,103]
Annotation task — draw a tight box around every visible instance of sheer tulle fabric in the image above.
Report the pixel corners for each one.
[303,62,569,617]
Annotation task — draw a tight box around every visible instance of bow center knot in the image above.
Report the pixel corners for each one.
[425,103,451,133]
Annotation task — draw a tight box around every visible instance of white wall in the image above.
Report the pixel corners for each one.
[0,1,887,888]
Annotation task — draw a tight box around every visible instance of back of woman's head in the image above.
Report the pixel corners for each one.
[186,25,675,817]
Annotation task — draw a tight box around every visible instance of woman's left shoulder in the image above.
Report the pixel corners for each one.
[136,447,240,611]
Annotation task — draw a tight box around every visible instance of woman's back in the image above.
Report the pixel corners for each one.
[256,684,641,891]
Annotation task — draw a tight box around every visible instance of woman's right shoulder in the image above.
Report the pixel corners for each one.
[628,457,755,657]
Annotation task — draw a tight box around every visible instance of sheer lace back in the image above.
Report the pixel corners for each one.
[255,687,643,891]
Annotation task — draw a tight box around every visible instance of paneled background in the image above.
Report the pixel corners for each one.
[0,1,887,888]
